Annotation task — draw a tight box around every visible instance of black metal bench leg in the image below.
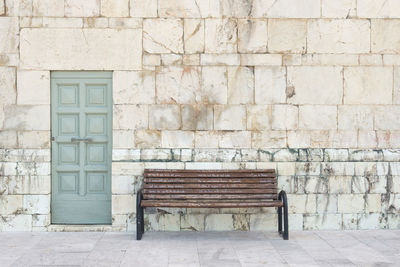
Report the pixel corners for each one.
[136,190,144,240]
[279,190,289,240]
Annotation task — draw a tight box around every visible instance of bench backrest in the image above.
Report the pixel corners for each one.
[143,169,278,203]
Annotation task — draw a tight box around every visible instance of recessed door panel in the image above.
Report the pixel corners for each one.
[51,72,112,225]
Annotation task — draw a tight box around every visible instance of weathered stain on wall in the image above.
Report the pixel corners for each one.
[0,0,399,231]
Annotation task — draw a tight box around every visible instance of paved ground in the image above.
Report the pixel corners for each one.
[0,230,399,267]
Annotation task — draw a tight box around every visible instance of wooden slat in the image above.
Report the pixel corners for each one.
[144,172,276,178]
[143,183,277,189]
[143,194,277,200]
[141,200,283,208]
[143,188,276,194]
[144,178,276,184]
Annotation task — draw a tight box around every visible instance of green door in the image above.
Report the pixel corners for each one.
[51,71,112,224]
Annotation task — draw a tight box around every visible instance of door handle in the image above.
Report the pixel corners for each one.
[71,137,93,143]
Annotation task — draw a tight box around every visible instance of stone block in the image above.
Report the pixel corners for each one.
[0,131,17,148]
[161,131,194,148]
[268,19,306,53]
[149,105,180,130]
[303,177,328,194]
[17,71,49,105]
[193,149,218,162]
[20,29,142,70]
[185,162,222,170]
[358,130,377,148]
[250,0,320,18]
[321,162,355,176]
[252,131,286,148]
[134,130,160,148]
[272,105,298,130]
[113,71,155,105]
[273,149,298,162]
[159,54,181,66]
[143,54,160,66]
[0,195,23,215]
[83,17,108,28]
[322,0,356,18]
[358,0,400,18]
[205,214,233,231]
[316,194,338,214]
[324,149,349,162]
[156,66,200,104]
[349,149,384,161]
[158,0,201,18]
[112,162,143,176]
[287,194,316,214]
[227,67,254,105]
[214,105,246,130]
[232,214,250,230]
[42,18,83,28]
[113,105,147,130]
[249,214,277,231]
[301,53,359,66]
[181,214,205,231]
[112,176,135,194]
[141,149,172,161]
[298,148,324,162]
[374,106,400,130]
[205,19,237,53]
[65,0,100,17]
[112,130,134,149]
[254,67,286,104]
[304,214,342,230]
[359,54,383,65]
[219,131,251,148]
[201,66,227,104]
[32,0,63,16]
[195,131,219,148]
[338,194,365,213]
[112,194,135,214]
[342,214,358,230]
[200,54,240,66]
[358,213,387,230]
[0,215,32,231]
[4,105,49,131]
[183,54,200,65]
[112,149,140,161]
[338,106,374,130]
[372,20,400,53]
[287,66,343,104]
[17,131,50,148]
[388,214,400,229]
[365,194,382,213]
[32,214,50,227]
[184,19,204,53]
[143,19,183,53]
[299,105,337,130]
[19,16,42,28]
[23,195,50,214]
[182,105,213,130]
[0,0,3,15]
[0,67,16,105]
[240,54,282,66]
[130,0,157,17]
[108,18,141,29]
[101,0,128,17]
[237,19,268,53]
[277,163,295,176]
[328,176,352,194]
[282,54,302,66]
[246,105,272,130]
[307,19,370,53]
[344,67,393,104]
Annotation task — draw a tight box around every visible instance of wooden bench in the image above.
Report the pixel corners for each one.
[136,169,289,240]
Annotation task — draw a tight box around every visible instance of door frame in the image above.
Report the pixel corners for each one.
[50,71,113,225]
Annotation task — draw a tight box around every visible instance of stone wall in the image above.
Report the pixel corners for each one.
[0,0,399,231]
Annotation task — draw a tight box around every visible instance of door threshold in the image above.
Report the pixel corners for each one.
[48,224,117,232]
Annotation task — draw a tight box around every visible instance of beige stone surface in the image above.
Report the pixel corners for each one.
[237,19,268,53]
[338,194,365,213]
[246,105,271,130]
[375,106,400,130]
[184,19,204,54]
[159,0,200,18]
[113,130,134,148]
[112,195,135,214]
[4,105,50,131]
[205,19,237,53]
[134,130,161,148]
[149,105,181,130]
[251,131,286,148]
[272,104,298,130]
[227,67,254,104]
[101,0,129,17]
[17,71,49,105]
[254,67,286,104]
[181,105,213,130]
[299,105,337,130]
[130,0,157,17]
[113,105,148,130]
[17,131,50,148]
[205,214,233,231]
[358,0,400,18]
[20,29,142,70]
[372,20,400,53]
[219,131,251,148]
[113,71,155,104]
[268,19,306,53]
[338,106,374,130]
[240,54,282,66]
[344,67,393,104]
[200,54,240,66]
[0,67,16,105]
[42,18,83,28]
[251,0,320,18]
[214,105,246,130]
[32,0,63,16]
[0,0,4,15]
[143,19,183,54]
[307,19,370,53]
[322,0,356,18]
[287,66,343,104]
[395,67,400,104]
[0,17,19,53]
[161,131,194,148]
[201,66,227,104]
[65,0,100,17]
[156,66,200,104]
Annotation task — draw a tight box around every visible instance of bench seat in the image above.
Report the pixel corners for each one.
[136,169,289,240]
